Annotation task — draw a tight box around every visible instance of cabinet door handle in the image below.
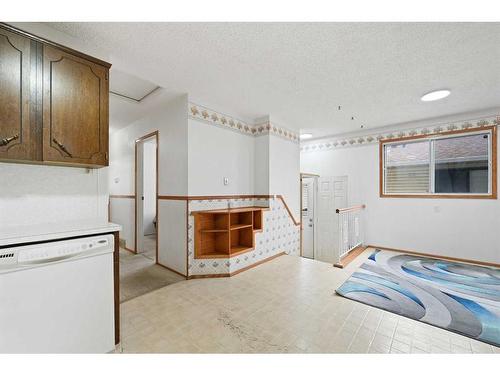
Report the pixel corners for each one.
[0,134,19,147]
[53,138,73,157]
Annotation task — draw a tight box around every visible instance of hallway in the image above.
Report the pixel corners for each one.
[120,235,185,302]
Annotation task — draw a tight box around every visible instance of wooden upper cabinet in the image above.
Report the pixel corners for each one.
[43,45,109,167]
[0,28,33,162]
[0,23,110,168]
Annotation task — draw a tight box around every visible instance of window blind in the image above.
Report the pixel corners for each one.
[385,164,430,194]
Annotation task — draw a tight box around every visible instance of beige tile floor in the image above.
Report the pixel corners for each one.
[120,234,185,303]
[117,249,499,353]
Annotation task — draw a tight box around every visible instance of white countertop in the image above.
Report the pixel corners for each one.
[0,219,122,247]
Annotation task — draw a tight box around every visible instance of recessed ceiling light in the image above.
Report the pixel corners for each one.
[421,89,450,102]
[300,133,313,140]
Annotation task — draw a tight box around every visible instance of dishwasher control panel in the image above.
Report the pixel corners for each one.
[0,235,113,269]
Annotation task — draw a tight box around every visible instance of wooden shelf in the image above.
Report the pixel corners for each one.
[230,224,252,230]
[196,250,229,259]
[253,210,263,231]
[193,207,266,259]
[230,246,253,257]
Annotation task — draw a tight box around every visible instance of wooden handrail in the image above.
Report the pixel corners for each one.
[336,204,366,214]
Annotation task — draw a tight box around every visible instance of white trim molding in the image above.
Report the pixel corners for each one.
[189,102,299,143]
[300,116,500,153]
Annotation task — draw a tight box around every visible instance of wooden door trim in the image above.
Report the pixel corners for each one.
[112,232,120,344]
[134,131,159,263]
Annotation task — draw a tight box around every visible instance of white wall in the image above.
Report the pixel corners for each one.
[109,93,188,255]
[109,198,134,249]
[188,119,255,195]
[269,134,301,220]
[301,128,500,264]
[0,163,108,228]
[254,136,270,195]
[109,93,188,197]
[158,200,187,275]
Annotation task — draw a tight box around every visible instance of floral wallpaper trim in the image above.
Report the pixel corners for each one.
[189,102,299,143]
[300,116,500,153]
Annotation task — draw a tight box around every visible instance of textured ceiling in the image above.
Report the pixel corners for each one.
[109,69,158,101]
[47,22,500,137]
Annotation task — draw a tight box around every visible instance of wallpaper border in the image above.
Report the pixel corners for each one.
[188,102,299,143]
[301,115,500,153]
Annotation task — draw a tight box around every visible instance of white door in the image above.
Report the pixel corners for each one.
[301,177,315,259]
[316,176,348,263]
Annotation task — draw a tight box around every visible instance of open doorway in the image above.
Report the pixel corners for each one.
[136,133,158,260]
[118,131,184,303]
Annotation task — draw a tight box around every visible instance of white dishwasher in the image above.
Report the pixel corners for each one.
[0,234,115,353]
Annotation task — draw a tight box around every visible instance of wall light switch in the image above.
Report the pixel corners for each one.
[223,177,229,186]
[433,206,441,213]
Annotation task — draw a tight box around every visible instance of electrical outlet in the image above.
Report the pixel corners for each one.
[223,177,229,186]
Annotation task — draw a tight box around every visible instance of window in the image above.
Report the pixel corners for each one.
[380,126,497,198]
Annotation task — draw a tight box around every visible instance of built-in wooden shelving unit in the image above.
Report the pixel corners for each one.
[192,207,267,259]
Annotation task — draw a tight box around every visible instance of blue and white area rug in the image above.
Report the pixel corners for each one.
[336,249,500,347]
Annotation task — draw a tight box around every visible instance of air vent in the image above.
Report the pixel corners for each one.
[0,252,16,265]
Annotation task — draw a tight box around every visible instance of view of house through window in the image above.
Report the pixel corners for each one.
[434,133,489,193]
[383,130,493,196]
[385,140,430,194]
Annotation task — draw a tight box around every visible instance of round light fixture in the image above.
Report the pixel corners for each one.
[421,89,450,102]
[300,133,313,140]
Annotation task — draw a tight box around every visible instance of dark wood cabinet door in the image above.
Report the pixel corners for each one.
[42,45,109,166]
[0,28,33,161]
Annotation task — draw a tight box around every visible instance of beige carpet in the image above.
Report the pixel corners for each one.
[120,235,185,302]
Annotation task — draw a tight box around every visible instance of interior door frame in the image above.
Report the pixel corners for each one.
[134,131,159,264]
[300,172,319,258]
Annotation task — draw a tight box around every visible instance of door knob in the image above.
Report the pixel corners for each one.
[0,134,19,147]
